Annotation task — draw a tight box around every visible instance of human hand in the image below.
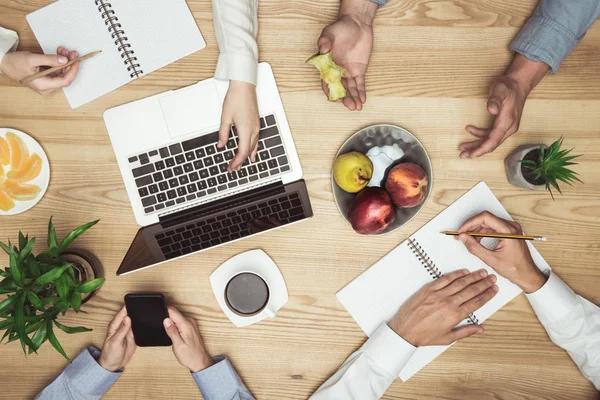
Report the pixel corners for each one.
[0,46,80,95]
[456,211,548,293]
[317,0,377,111]
[98,307,137,372]
[388,269,498,346]
[163,306,214,373]
[460,54,549,158]
[218,80,260,172]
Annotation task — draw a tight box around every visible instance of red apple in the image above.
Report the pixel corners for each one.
[385,163,428,208]
[347,187,396,234]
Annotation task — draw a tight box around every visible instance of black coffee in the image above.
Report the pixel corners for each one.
[225,273,270,316]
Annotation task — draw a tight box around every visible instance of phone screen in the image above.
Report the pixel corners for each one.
[124,294,172,347]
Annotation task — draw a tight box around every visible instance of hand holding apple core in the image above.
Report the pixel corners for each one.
[347,187,396,234]
[385,163,428,208]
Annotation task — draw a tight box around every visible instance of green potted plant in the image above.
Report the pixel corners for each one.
[0,218,104,360]
[504,137,582,198]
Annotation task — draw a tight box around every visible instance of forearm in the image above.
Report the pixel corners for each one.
[211,0,259,85]
[191,356,255,400]
[339,0,379,25]
[526,272,600,390]
[310,324,415,400]
[509,0,600,73]
[36,346,121,400]
[0,27,19,75]
[504,53,549,98]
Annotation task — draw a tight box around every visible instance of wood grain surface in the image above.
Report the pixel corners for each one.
[1,0,599,399]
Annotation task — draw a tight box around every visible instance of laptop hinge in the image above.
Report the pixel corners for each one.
[158,180,286,228]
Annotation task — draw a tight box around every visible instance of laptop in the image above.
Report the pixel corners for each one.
[104,63,313,276]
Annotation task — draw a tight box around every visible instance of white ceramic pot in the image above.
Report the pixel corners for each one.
[504,144,547,190]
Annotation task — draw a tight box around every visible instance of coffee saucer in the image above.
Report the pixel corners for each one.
[210,249,288,327]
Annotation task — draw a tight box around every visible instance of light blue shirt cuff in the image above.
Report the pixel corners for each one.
[369,0,387,7]
[509,16,578,74]
[36,346,121,400]
[192,356,255,400]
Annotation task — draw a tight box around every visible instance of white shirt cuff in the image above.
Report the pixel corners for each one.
[362,324,416,377]
[215,52,258,86]
[525,272,578,324]
[0,27,19,67]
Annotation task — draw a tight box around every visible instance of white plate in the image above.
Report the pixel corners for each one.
[210,249,288,328]
[0,128,50,216]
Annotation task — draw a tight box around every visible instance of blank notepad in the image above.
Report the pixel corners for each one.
[337,182,551,381]
[26,0,206,109]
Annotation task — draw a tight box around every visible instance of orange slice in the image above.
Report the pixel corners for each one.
[0,137,9,165]
[3,180,40,201]
[0,187,15,211]
[6,132,29,171]
[0,163,4,178]
[7,154,42,183]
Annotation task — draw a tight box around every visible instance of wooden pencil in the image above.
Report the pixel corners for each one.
[442,231,547,241]
[19,51,102,85]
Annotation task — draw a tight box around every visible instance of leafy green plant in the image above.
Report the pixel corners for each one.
[0,218,104,360]
[520,137,582,199]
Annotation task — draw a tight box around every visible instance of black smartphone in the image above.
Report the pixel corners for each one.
[124,293,172,347]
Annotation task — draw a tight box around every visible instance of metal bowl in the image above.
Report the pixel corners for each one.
[332,124,433,235]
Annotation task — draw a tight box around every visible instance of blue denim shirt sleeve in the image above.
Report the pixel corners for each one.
[35,346,121,400]
[509,0,600,74]
[192,356,255,400]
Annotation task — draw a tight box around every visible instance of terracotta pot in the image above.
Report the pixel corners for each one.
[504,144,547,191]
[61,249,103,304]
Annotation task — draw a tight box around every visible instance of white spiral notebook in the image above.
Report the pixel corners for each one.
[337,182,550,381]
[26,0,206,108]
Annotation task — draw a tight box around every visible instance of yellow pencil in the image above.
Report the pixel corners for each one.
[442,231,547,241]
[19,51,102,85]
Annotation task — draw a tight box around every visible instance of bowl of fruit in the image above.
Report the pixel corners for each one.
[332,124,432,235]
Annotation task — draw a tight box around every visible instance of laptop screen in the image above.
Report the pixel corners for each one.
[116,180,312,275]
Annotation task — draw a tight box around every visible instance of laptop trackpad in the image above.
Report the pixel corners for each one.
[160,81,223,139]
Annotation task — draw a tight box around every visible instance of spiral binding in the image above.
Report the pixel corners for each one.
[94,0,143,78]
[407,239,480,326]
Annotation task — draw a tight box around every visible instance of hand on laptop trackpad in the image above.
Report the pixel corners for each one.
[159,81,223,139]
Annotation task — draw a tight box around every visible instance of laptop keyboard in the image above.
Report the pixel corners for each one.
[128,114,291,215]
[155,192,305,260]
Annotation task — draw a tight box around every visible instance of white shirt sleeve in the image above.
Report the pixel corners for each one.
[0,27,19,69]
[211,0,259,85]
[526,272,600,390]
[310,324,416,400]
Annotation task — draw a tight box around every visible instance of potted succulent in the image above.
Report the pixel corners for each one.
[505,137,582,198]
[0,218,104,360]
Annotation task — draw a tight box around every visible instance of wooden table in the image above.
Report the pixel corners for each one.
[1,0,599,398]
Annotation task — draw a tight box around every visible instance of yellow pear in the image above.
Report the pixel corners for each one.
[333,152,373,193]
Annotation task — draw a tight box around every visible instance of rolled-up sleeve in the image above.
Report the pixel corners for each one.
[0,27,19,68]
[509,0,600,74]
[191,356,255,400]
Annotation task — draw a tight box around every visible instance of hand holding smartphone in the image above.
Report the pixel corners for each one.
[124,293,172,346]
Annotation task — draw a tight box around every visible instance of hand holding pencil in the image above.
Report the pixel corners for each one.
[0,46,81,95]
[454,211,548,294]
